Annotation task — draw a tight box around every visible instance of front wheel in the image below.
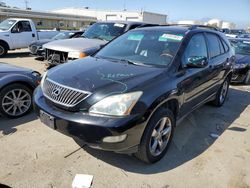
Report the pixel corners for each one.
[212,77,230,107]
[135,108,175,163]
[244,70,250,85]
[0,42,8,57]
[0,84,33,118]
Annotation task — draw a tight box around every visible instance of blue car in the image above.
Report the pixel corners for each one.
[0,63,41,118]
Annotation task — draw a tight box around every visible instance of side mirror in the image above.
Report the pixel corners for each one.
[11,27,19,33]
[186,56,208,68]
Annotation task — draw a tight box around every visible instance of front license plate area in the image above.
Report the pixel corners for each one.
[40,110,55,130]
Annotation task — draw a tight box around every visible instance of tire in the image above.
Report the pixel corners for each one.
[212,77,230,107]
[244,70,250,85]
[135,108,175,164]
[0,84,33,118]
[0,42,8,57]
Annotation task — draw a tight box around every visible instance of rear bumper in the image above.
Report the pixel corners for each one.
[231,68,248,83]
[33,86,146,154]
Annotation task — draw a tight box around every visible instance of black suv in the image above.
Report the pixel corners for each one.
[34,25,234,163]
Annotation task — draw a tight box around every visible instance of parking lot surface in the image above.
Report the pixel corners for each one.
[0,49,250,188]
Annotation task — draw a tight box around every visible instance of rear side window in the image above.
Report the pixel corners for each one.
[206,33,221,58]
[182,33,208,65]
[221,39,229,52]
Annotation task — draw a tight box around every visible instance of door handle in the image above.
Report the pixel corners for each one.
[32,33,35,37]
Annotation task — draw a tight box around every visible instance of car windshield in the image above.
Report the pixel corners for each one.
[0,19,16,31]
[52,32,75,40]
[95,30,184,67]
[230,40,250,55]
[83,22,127,41]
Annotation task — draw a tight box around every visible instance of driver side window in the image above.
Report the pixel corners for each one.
[11,21,31,33]
[182,33,208,66]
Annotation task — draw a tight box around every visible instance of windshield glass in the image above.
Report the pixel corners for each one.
[0,19,16,31]
[83,23,127,41]
[230,40,250,55]
[52,32,74,40]
[95,30,184,67]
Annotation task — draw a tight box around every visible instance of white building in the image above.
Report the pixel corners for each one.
[177,20,205,25]
[52,8,167,24]
[176,19,236,29]
[221,21,236,29]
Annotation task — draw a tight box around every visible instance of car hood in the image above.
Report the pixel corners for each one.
[47,57,164,95]
[43,38,107,52]
[30,39,52,46]
[235,54,250,65]
[0,63,31,73]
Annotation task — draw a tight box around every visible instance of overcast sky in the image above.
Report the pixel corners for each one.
[4,0,250,28]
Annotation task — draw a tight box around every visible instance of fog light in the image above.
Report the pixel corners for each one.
[103,134,127,143]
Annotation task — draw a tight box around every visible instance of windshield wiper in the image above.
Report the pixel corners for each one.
[119,59,151,67]
[92,36,107,41]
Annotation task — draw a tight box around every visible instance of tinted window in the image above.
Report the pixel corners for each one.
[182,33,207,65]
[19,21,32,32]
[206,33,221,58]
[218,38,225,54]
[12,21,32,32]
[222,39,229,52]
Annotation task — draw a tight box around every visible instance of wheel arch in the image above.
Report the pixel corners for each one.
[0,40,10,50]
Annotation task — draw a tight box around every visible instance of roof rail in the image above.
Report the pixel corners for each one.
[189,25,218,31]
[137,24,159,28]
[158,24,218,31]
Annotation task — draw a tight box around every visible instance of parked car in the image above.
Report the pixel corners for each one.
[225,29,247,38]
[237,34,250,39]
[34,25,234,163]
[0,18,60,57]
[29,31,84,59]
[43,21,157,69]
[229,38,250,84]
[0,63,41,118]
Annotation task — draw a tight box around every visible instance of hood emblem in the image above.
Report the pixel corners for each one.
[52,88,62,97]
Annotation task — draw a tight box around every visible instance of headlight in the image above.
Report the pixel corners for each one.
[32,71,41,77]
[89,91,143,116]
[40,71,47,88]
[233,63,248,69]
[68,51,87,59]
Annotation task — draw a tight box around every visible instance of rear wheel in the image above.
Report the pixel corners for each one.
[0,84,33,118]
[135,108,175,163]
[0,42,8,57]
[212,77,230,107]
[244,70,250,85]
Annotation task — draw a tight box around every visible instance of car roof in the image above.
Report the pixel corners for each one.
[95,20,150,26]
[132,25,221,35]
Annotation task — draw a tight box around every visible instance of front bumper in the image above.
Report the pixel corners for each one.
[33,86,146,154]
[231,67,249,83]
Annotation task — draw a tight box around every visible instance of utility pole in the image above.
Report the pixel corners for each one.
[123,0,127,11]
[24,0,28,9]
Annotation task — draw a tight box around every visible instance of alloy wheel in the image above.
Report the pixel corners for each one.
[149,117,172,156]
[2,89,31,117]
[219,80,229,104]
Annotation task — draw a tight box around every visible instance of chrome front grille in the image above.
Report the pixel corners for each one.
[42,78,90,107]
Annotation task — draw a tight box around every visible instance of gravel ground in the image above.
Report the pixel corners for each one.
[0,49,250,188]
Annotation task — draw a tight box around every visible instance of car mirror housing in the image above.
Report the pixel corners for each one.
[186,56,208,68]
